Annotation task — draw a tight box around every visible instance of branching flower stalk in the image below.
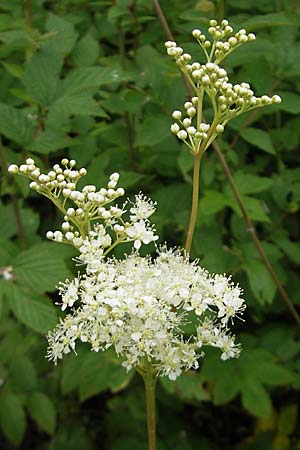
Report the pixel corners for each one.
[165,19,281,253]
[8,18,282,450]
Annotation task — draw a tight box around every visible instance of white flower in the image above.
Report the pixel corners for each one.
[129,194,157,222]
[125,220,158,249]
[47,248,244,380]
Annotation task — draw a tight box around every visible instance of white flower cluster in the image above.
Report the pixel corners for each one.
[165,19,281,152]
[47,248,244,380]
[8,159,158,253]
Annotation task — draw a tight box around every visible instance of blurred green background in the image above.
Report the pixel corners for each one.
[0,0,300,449]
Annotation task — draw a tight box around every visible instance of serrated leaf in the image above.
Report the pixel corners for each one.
[0,236,18,265]
[273,231,300,264]
[0,391,26,446]
[231,195,271,223]
[241,380,272,418]
[72,33,100,66]
[45,13,78,55]
[241,128,275,154]
[0,102,34,146]
[135,115,170,146]
[61,352,85,395]
[1,61,24,78]
[200,190,230,215]
[254,362,294,386]
[245,260,276,303]
[28,128,76,154]
[13,242,72,293]
[79,351,132,401]
[241,13,293,30]
[50,91,105,117]
[275,91,300,114]
[161,371,209,402]
[9,355,38,392]
[118,171,144,189]
[62,66,129,95]
[0,202,17,239]
[232,172,273,195]
[0,29,30,45]
[27,392,56,435]
[23,47,63,106]
[0,328,26,365]
[214,365,242,404]
[9,285,58,334]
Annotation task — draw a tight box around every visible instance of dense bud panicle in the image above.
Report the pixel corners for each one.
[8,159,158,255]
[166,19,281,154]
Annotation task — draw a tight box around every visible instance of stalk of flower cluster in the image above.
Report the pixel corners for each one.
[185,153,201,254]
[137,360,158,450]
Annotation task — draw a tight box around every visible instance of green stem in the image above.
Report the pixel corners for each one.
[143,370,157,450]
[185,154,201,254]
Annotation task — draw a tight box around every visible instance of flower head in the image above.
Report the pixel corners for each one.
[47,248,244,380]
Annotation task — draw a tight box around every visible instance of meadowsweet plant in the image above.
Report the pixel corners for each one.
[8,18,281,450]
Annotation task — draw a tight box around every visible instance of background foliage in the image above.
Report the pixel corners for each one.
[0,0,300,449]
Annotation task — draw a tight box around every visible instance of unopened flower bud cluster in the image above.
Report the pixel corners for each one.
[8,159,158,255]
[166,19,281,153]
[47,248,245,380]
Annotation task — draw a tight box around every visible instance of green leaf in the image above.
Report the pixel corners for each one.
[245,260,276,303]
[28,128,76,154]
[119,171,144,189]
[13,242,72,293]
[23,47,63,106]
[241,380,272,418]
[62,67,129,94]
[232,172,273,195]
[9,355,38,392]
[161,371,210,402]
[1,61,24,78]
[45,13,78,55]
[0,202,17,239]
[240,128,275,154]
[278,404,298,436]
[61,352,85,395]
[177,148,194,176]
[135,115,170,146]
[50,91,105,117]
[213,365,242,404]
[27,392,56,435]
[0,102,34,146]
[241,13,294,30]
[0,236,18,265]
[9,285,58,334]
[273,231,300,264]
[0,29,31,45]
[72,33,100,66]
[0,391,26,446]
[79,351,133,401]
[254,362,294,386]
[275,91,300,114]
[200,190,230,215]
[231,195,271,223]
